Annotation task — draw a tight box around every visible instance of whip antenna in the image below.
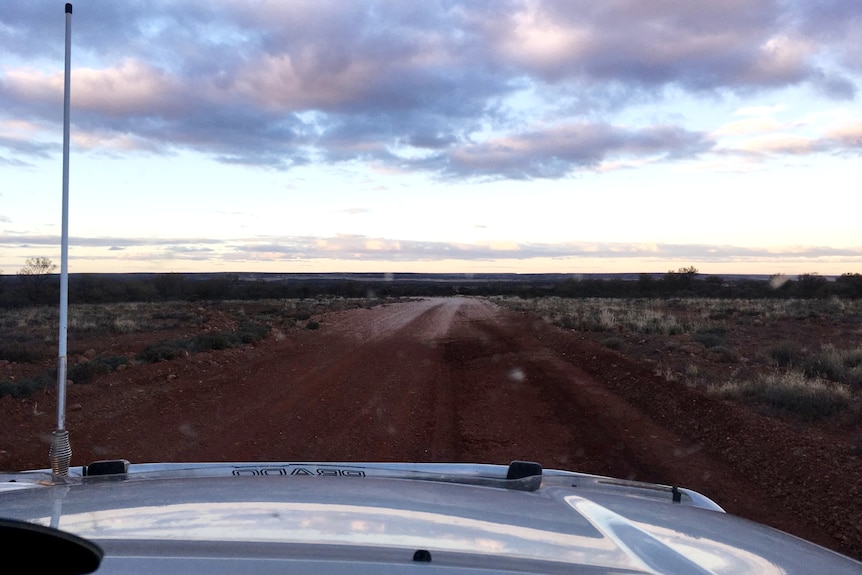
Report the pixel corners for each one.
[50,2,73,477]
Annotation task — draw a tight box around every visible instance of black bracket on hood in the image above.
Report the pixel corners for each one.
[83,459,129,478]
[506,461,543,480]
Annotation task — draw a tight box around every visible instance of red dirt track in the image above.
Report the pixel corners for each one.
[2,297,861,558]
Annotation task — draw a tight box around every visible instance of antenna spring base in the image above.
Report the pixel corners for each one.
[49,430,72,476]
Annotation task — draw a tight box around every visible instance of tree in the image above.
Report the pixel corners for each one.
[794,273,829,299]
[18,256,57,276]
[661,265,699,294]
[17,256,58,303]
[153,272,187,300]
[835,273,862,299]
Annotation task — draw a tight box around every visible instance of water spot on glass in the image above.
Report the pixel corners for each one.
[179,423,198,439]
[508,368,525,382]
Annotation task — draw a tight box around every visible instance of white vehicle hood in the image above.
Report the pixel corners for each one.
[1,462,859,575]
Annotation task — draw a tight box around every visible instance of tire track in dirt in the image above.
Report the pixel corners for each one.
[195,298,467,462]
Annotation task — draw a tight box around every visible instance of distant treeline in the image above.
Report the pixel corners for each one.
[1,270,861,307]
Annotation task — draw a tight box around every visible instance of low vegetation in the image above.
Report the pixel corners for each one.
[495,296,862,421]
[0,297,390,398]
[3,275,860,421]
[1,269,861,307]
[707,371,853,420]
[804,344,862,387]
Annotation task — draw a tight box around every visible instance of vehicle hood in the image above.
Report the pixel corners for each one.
[1,462,859,575]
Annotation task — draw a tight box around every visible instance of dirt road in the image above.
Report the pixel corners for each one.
[2,297,860,558]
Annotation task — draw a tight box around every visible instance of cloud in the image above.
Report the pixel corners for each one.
[824,121,862,148]
[0,135,57,159]
[0,235,225,248]
[1,0,860,175]
[713,117,785,136]
[0,155,34,168]
[228,237,862,266]
[440,122,712,179]
[481,0,852,92]
[735,134,816,155]
[2,231,861,271]
[712,114,862,159]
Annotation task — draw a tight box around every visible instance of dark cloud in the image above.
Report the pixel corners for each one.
[405,133,458,150]
[0,155,35,168]
[437,123,712,179]
[1,0,859,176]
[0,136,58,160]
[811,72,857,100]
[480,0,855,93]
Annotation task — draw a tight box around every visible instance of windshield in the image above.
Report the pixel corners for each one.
[0,0,860,564]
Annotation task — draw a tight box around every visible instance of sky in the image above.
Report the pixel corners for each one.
[1,0,861,276]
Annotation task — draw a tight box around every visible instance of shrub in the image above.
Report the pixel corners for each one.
[0,341,44,363]
[600,336,623,350]
[0,373,54,399]
[708,370,853,420]
[305,321,320,330]
[692,332,724,348]
[707,345,737,363]
[136,322,268,364]
[136,341,189,363]
[237,320,268,343]
[67,359,112,385]
[97,355,132,371]
[768,341,805,367]
[192,333,235,352]
[804,344,862,387]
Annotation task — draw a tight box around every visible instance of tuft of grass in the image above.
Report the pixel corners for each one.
[707,370,853,420]
[707,345,737,363]
[112,317,141,333]
[237,320,269,342]
[136,341,190,363]
[768,340,805,368]
[692,332,725,349]
[601,336,623,350]
[67,359,112,385]
[192,333,235,352]
[804,344,862,387]
[97,354,132,371]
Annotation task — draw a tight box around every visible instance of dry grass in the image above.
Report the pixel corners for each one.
[494,296,862,334]
[494,295,862,420]
[707,370,854,420]
[494,297,698,334]
[806,344,862,387]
